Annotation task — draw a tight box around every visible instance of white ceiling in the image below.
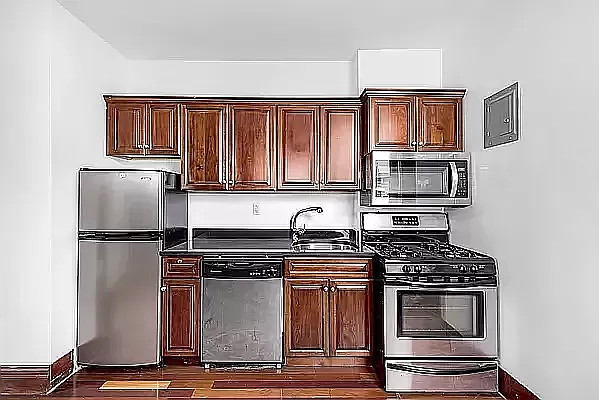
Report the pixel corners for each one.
[57,0,471,61]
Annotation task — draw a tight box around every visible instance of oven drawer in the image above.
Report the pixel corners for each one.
[385,360,498,393]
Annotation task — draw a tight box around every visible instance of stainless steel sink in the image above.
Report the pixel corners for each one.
[291,242,358,252]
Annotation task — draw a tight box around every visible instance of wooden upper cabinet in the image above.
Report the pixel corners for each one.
[367,97,416,152]
[329,279,372,357]
[107,102,146,156]
[284,278,329,357]
[181,104,226,190]
[320,106,360,190]
[162,279,200,357]
[417,97,463,151]
[228,104,276,190]
[147,103,180,156]
[277,106,319,190]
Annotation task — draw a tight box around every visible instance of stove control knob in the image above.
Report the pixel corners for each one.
[459,264,468,273]
[402,265,411,273]
[414,265,422,273]
[470,265,478,273]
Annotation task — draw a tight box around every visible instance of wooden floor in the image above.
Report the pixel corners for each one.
[41,365,503,399]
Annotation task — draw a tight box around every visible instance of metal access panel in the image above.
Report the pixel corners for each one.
[484,82,519,148]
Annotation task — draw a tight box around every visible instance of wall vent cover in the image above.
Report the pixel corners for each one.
[484,82,519,149]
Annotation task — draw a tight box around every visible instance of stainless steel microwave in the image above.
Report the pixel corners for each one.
[361,152,471,207]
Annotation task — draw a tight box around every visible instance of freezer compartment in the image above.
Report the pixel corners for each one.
[78,170,164,232]
[385,360,498,393]
[201,277,283,363]
[77,240,161,366]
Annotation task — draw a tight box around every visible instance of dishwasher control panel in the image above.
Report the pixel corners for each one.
[202,259,283,279]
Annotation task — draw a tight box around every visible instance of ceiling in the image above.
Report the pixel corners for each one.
[57,0,473,61]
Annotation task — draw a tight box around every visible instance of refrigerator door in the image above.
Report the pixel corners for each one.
[77,239,161,366]
[79,170,163,232]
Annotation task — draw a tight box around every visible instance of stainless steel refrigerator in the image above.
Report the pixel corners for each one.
[77,169,187,366]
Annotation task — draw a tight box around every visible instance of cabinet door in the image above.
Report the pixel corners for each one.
[147,103,180,156]
[320,106,360,190]
[417,97,463,151]
[329,279,372,357]
[106,102,145,156]
[369,97,416,151]
[162,279,200,357]
[277,106,319,190]
[284,278,329,357]
[229,104,276,190]
[181,104,226,190]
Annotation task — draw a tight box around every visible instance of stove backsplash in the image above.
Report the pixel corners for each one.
[188,192,358,229]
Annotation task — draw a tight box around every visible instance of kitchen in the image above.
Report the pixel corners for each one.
[1,1,597,400]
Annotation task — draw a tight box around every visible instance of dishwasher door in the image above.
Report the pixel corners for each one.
[201,277,283,363]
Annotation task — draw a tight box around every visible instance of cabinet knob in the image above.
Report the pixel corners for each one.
[418,142,424,146]
[229,180,233,184]
[323,286,329,292]
[330,286,336,293]
[411,141,416,146]
[177,259,183,263]
[137,144,143,149]
[160,287,167,292]
[504,118,511,123]
[144,144,150,149]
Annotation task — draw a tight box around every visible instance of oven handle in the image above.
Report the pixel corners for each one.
[387,278,496,288]
[388,362,497,376]
[449,162,458,197]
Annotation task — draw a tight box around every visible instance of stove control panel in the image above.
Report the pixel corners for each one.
[385,263,496,276]
[392,215,419,226]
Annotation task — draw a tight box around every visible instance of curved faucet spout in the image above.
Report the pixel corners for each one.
[290,206,323,241]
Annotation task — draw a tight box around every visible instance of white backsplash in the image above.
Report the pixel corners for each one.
[188,192,358,229]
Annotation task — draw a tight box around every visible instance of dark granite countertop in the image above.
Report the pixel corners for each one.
[160,228,374,258]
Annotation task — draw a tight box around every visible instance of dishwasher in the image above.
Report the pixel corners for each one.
[201,257,283,367]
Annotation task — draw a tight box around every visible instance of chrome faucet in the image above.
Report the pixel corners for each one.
[290,206,323,242]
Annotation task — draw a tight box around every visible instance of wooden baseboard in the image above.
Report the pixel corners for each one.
[285,356,372,367]
[499,367,540,400]
[0,350,74,396]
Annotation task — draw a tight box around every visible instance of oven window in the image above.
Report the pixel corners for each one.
[374,160,450,198]
[398,291,485,338]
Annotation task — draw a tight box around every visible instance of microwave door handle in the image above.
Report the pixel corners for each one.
[450,162,458,197]
[388,362,497,376]
[389,278,496,288]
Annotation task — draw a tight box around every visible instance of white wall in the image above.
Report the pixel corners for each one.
[127,60,356,96]
[49,1,178,363]
[189,193,356,229]
[0,0,52,365]
[442,1,599,399]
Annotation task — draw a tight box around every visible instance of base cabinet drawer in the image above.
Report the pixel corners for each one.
[162,257,201,278]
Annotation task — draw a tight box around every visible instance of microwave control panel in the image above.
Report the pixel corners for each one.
[455,163,469,198]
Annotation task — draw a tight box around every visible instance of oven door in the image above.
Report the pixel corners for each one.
[370,152,470,206]
[384,282,497,358]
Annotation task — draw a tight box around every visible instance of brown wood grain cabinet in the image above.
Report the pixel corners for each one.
[277,103,360,191]
[147,103,180,156]
[417,97,463,151]
[277,106,319,190]
[284,259,373,365]
[361,89,466,153]
[161,279,200,357]
[106,101,146,156]
[105,98,181,158]
[228,104,276,190]
[320,106,360,189]
[181,103,227,190]
[284,278,329,357]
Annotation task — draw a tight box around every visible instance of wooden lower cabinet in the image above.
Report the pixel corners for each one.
[161,279,200,357]
[284,259,373,365]
[329,279,372,357]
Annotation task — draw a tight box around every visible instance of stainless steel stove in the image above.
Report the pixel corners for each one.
[362,212,498,394]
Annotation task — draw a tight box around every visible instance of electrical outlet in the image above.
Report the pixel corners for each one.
[252,203,261,215]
